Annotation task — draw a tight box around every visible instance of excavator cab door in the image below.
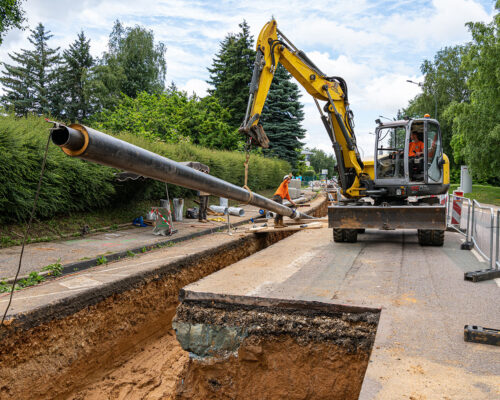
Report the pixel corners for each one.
[374,124,407,185]
[424,120,443,184]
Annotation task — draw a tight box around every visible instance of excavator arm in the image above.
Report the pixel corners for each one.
[240,19,368,197]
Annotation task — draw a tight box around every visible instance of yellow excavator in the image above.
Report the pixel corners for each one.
[240,19,449,245]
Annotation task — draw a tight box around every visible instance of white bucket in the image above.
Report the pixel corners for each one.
[219,197,229,208]
[172,198,184,221]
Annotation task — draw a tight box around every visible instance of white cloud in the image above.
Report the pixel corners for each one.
[180,79,209,97]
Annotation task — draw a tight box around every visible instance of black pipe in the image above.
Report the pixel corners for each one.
[51,124,312,220]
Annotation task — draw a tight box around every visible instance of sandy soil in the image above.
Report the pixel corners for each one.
[68,327,188,400]
[176,335,370,400]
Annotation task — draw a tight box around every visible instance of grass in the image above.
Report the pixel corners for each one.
[449,184,500,206]
[41,260,63,277]
[96,256,108,265]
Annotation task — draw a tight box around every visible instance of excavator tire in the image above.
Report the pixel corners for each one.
[333,229,344,242]
[430,230,445,246]
[418,229,444,246]
[344,229,358,243]
[417,229,432,245]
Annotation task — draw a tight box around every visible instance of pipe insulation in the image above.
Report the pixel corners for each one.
[51,124,312,220]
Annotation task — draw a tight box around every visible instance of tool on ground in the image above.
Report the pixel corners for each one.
[464,325,500,346]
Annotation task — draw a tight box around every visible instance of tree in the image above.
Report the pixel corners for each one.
[59,31,95,121]
[90,89,241,150]
[260,64,306,169]
[0,0,25,45]
[91,21,166,111]
[308,148,336,177]
[0,23,61,116]
[207,20,255,128]
[445,4,500,182]
[401,45,470,165]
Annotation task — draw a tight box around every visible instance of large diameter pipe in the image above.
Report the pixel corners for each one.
[51,124,312,220]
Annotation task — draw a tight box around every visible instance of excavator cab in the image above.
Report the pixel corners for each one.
[373,117,448,198]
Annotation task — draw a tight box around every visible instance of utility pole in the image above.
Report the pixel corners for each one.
[406,80,437,119]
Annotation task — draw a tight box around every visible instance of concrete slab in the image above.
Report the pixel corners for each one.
[181,228,500,399]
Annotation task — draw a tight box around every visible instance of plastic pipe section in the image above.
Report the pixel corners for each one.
[209,205,228,214]
[51,124,312,220]
[228,207,245,217]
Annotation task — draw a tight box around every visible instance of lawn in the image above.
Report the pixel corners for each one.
[449,184,500,207]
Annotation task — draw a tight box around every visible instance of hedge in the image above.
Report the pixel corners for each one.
[0,115,290,223]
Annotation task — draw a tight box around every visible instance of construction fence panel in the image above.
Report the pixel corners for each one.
[471,200,495,269]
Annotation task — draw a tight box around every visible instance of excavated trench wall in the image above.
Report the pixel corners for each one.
[173,299,380,400]
[0,197,326,399]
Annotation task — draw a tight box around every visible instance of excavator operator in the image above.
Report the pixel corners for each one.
[409,132,424,157]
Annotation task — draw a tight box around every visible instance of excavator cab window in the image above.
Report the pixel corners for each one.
[375,126,406,180]
[408,122,425,182]
[425,121,443,183]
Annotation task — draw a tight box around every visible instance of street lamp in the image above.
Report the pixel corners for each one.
[406,79,437,119]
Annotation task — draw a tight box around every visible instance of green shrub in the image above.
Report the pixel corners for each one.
[0,115,115,223]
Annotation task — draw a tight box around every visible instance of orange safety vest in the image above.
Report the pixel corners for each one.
[274,180,291,201]
[409,141,424,157]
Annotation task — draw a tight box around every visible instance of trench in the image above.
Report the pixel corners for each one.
[0,198,380,399]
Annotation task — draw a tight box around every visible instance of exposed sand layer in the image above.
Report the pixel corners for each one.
[176,335,371,400]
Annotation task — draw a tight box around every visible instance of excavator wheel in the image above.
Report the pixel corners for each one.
[333,229,358,243]
[344,229,358,243]
[418,229,444,246]
[333,229,344,242]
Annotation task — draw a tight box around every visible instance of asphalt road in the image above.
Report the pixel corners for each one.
[184,227,500,399]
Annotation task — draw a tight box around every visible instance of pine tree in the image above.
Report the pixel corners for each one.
[207,20,255,128]
[260,64,306,169]
[0,23,61,116]
[60,31,94,121]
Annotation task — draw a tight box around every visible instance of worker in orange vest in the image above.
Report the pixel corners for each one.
[409,132,424,157]
[272,173,297,227]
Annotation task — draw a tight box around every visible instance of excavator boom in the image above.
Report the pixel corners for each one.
[240,19,367,197]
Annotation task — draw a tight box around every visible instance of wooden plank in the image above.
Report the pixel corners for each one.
[248,222,326,233]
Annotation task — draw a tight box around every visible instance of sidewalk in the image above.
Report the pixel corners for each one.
[0,204,264,281]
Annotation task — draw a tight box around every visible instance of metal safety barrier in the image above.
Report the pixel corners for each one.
[446,193,499,278]
[470,200,496,269]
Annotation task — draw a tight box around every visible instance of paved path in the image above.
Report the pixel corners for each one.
[183,228,500,399]
[0,204,262,280]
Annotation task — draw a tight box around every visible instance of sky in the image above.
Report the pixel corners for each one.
[0,0,495,156]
